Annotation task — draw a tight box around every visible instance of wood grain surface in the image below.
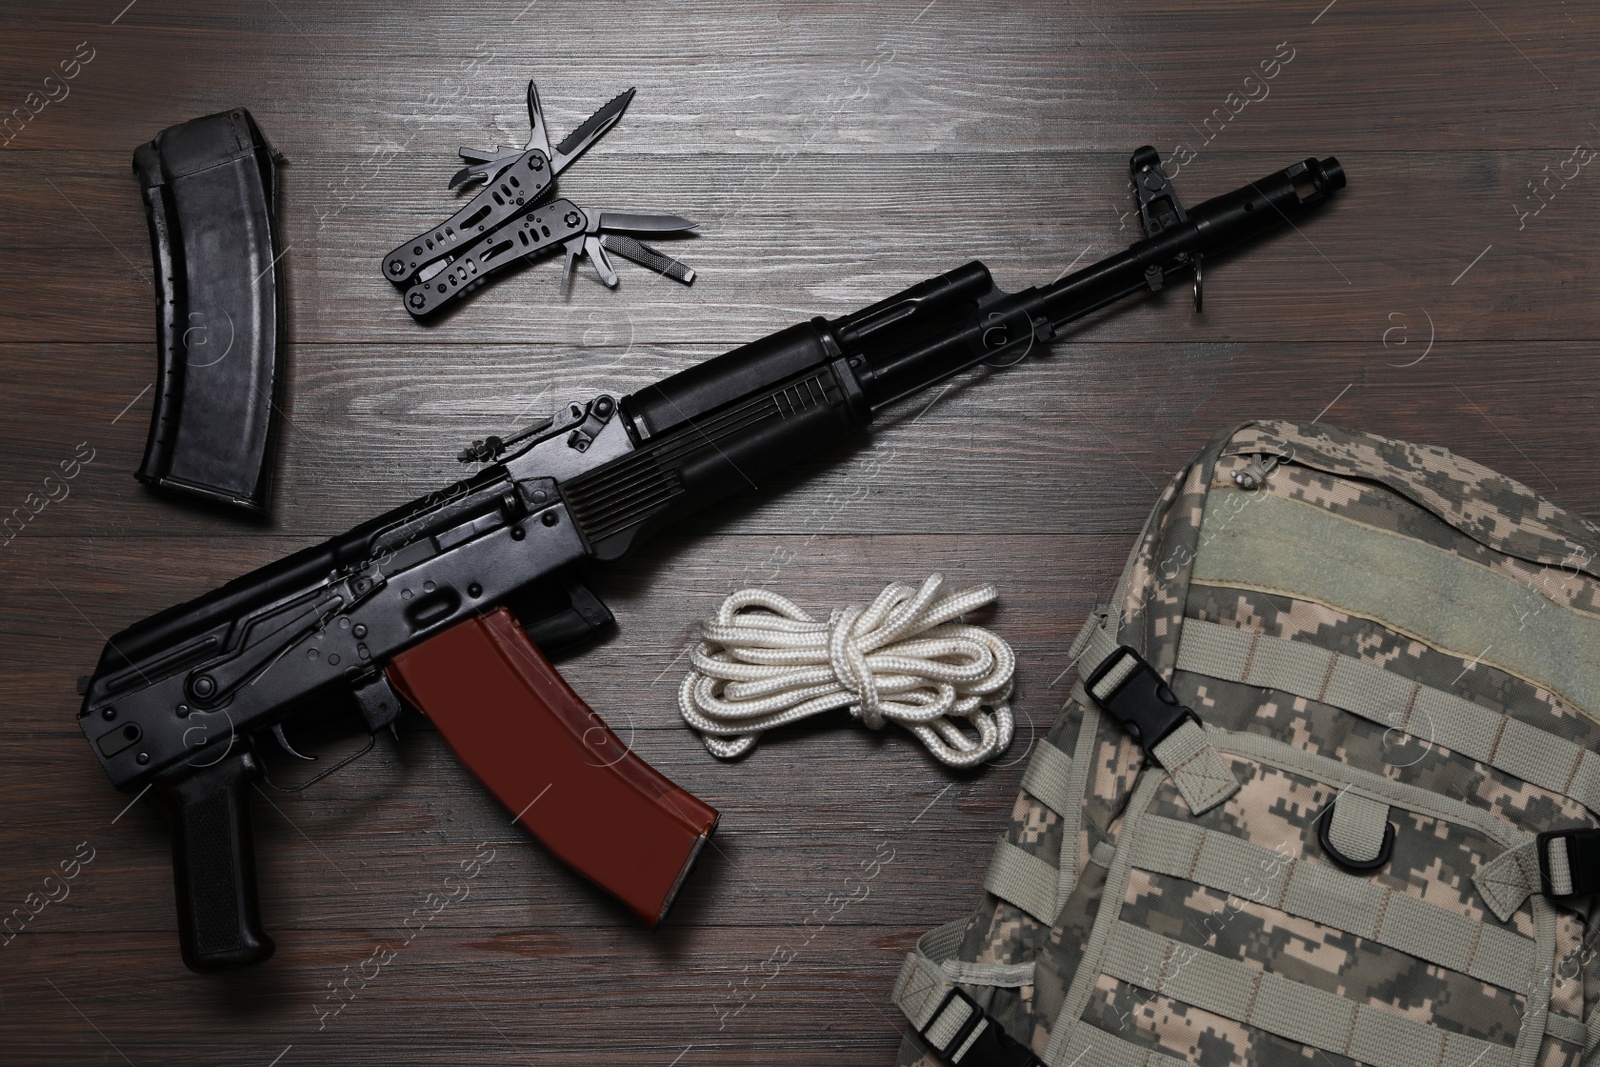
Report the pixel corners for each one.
[3,1,1598,1064]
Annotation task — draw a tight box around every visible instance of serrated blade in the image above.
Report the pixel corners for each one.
[597,211,698,234]
[549,87,636,175]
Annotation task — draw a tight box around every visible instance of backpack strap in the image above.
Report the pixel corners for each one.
[892,921,1044,1067]
[1085,644,1239,815]
[1474,828,1600,920]
[1019,740,1075,817]
[981,838,1059,925]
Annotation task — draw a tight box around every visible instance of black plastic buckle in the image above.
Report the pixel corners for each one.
[1537,828,1600,898]
[918,988,1043,1067]
[1085,646,1201,762]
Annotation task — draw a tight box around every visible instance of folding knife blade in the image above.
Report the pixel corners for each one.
[561,238,585,297]
[585,234,620,287]
[523,81,552,157]
[449,146,521,189]
[549,87,636,175]
[597,211,698,234]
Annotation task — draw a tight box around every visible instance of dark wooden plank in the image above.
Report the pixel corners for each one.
[10,148,1600,345]
[0,729,1017,934]
[0,926,926,1065]
[0,342,1594,543]
[2,1,1593,155]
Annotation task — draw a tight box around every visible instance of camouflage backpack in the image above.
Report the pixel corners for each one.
[891,419,1600,1067]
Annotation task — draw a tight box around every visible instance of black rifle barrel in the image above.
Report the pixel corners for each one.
[835,155,1345,412]
[1030,154,1345,329]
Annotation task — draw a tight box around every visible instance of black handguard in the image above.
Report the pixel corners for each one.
[79,150,1343,972]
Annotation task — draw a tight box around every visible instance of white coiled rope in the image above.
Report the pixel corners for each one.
[677,574,1016,767]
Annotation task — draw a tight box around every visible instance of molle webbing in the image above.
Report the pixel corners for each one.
[1101,921,1514,1067]
[1190,489,1600,723]
[1176,617,1600,818]
[1131,813,1537,993]
[894,422,1600,1067]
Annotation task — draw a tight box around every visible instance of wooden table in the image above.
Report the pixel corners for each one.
[2,2,1595,1063]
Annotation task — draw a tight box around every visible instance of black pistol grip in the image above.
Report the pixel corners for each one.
[155,748,275,973]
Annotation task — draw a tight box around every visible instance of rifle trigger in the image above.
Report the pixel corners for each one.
[272,723,317,761]
[260,733,376,794]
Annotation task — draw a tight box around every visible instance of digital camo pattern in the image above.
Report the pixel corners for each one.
[1117,429,1236,675]
[1123,864,1526,1044]
[911,701,1088,1067]
[1081,974,1364,1067]
[957,897,1045,1049]
[1087,705,1145,832]
[952,708,1078,959]
[894,1033,939,1067]
[1228,421,1600,576]
[1184,582,1600,752]
[1213,457,1600,618]
[1080,979,1582,1067]
[1031,855,1110,1055]
[1539,1037,1585,1067]
[1007,792,1064,877]
[1144,757,1516,932]
[1079,427,1241,883]
[1577,944,1600,1062]
[1180,585,1600,827]
[901,420,1598,1067]
[1551,912,1586,1021]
